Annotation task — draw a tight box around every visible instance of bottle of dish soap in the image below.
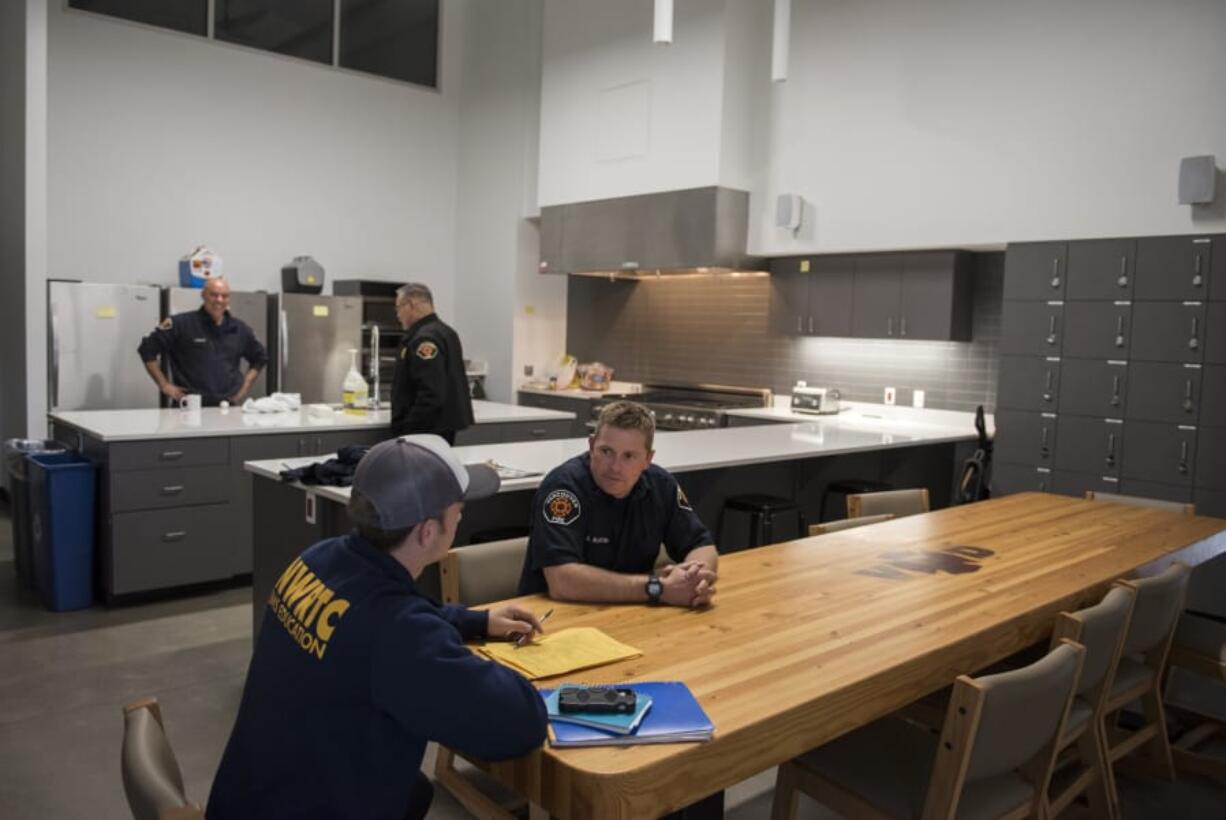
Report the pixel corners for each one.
[342,348,369,414]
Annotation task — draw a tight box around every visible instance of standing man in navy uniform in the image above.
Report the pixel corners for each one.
[137,277,267,406]
[390,282,474,444]
[518,400,719,607]
[208,435,548,820]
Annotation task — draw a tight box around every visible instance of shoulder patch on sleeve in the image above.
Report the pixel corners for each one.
[677,485,694,511]
[543,489,581,526]
[415,340,439,360]
[158,318,173,330]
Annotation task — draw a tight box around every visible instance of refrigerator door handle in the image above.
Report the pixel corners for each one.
[49,303,60,409]
[279,308,289,391]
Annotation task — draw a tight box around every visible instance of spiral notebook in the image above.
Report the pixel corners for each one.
[539,682,713,747]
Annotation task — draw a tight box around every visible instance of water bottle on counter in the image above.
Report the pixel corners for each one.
[342,349,368,414]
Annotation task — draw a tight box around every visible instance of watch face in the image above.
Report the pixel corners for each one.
[646,578,663,601]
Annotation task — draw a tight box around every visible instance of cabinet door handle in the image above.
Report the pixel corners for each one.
[808,316,814,334]
[1043,370,1054,402]
[1114,315,1125,348]
[160,485,184,496]
[530,428,547,437]
[900,317,907,336]
[797,316,803,334]
[1105,432,1116,467]
[1117,256,1129,288]
[1046,315,1058,346]
[162,531,187,542]
[887,316,894,336]
[160,450,183,461]
[1040,425,1050,458]
[1189,316,1200,349]
[1050,258,1061,289]
[1179,440,1189,474]
[1193,254,1203,288]
[1111,375,1121,406]
[1184,379,1195,412]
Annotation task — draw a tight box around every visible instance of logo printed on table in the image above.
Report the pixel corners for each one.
[857,545,996,580]
[544,489,581,526]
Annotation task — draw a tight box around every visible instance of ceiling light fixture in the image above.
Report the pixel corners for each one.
[772,0,791,82]
[654,0,674,44]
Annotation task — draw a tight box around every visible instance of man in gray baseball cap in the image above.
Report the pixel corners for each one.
[209,435,548,820]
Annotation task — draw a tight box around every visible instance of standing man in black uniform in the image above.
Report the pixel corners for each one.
[518,400,719,607]
[390,282,474,443]
[137,277,267,406]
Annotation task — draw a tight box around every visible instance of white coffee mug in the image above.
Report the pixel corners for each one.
[178,394,202,412]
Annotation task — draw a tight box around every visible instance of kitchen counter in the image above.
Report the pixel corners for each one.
[48,399,574,442]
[516,380,643,399]
[726,399,996,434]
[246,412,978,505]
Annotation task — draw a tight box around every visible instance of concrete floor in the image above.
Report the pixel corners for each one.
[0,505,1222,819]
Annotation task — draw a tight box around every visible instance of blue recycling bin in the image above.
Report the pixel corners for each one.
[27,451,96,611]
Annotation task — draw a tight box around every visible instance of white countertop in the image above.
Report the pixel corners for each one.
[516,380,643,399]
[48,400,574,442]
[727,399,996,435]
[247,410,980,505]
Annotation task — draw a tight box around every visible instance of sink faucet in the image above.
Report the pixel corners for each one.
[364,322,381,409]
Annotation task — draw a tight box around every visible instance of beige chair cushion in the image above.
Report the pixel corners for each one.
[121,704,193,820]
[808,513,894,536]
[847,489,929,519]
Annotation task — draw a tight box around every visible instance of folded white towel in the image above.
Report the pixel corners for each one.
[241,392,303,414]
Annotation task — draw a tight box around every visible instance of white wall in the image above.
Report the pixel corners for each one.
[453,0,566,403]
[23,2,472,435]
[752,0,1226,254]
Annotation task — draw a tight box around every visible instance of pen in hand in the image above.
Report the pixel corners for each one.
[514,608,553,647]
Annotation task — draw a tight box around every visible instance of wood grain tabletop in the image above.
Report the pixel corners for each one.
[473,492,1226,819]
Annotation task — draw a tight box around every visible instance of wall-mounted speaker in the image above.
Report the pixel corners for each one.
[775,193,804,231]
[1179,155,1216,205]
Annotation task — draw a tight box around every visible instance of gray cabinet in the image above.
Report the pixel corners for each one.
[517,391,600,437]
[1055,416,1123,478]
[993,410,1057,467]
[1124,362,1201,424]
[1058,359,1127,417]
[1135,236,1212,301]
[997,356,1061,412]
[852,255,902,339]
[1052,471,1120,499]
[768,256,855,337]
[1121,422,1196,487]
[1001,301,1064,357]
[899,252,973,341]
[1196,427,1226,490]
[1130,302,1206,363]
[1067,238,1135,301]
[1003,241,1067,301]
[1062,301,1131,359]
[1201,365,1226,427]
[1206,302,1226,364]
[992,463,1054,494]
[110,505,239,596]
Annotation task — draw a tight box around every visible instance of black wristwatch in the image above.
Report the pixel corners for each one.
[645,574,663,605]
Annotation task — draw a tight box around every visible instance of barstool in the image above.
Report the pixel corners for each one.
[717,494,806,551]
[819,479,893,523]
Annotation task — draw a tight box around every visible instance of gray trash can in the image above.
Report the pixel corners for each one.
[6,438,68,590]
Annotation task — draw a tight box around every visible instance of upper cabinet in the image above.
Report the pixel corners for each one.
[1003,242,1067,301]
[770,251,973,342]
[1134,236,1213,301]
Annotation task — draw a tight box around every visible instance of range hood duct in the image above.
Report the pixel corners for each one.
[538,186,764,278]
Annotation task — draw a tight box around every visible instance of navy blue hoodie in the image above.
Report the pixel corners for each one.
[207,533,547,820]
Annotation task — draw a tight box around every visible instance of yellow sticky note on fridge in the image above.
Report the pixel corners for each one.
[312,305,330,317]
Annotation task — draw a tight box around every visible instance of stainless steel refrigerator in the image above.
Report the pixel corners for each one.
[164,286,271,399]
[47,281,162,411]
[268,293,364,404]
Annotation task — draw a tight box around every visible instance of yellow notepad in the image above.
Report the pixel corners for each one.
[478,627,641,680]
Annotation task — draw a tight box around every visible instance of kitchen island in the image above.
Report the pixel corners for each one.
[244,408,984,630]
[48,400,575,602]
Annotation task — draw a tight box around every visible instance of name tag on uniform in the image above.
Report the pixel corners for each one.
[192,337,207,344]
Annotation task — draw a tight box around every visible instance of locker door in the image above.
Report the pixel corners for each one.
[1058,360,1127,417]
[1001,301,1064,357]
[1055,417,1124,479]
[994,410,1058,467]
[1130,302,1206,363]
[997,356,1061,412]
[1124,362,1201,424]
[1121,422,1196,487]
[1062,302,1131,359]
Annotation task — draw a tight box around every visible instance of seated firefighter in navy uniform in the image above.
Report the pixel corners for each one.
[207,436,548,820]
[518,400,719,607]
[137,277,267,406]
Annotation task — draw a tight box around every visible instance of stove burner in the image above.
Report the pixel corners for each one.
[591,383,772,431]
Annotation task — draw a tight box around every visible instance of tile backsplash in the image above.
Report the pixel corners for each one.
[566,252,1003,412]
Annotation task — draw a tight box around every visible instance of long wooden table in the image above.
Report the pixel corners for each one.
[470,493,1226,819]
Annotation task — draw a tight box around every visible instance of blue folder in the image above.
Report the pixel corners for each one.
[540,681,714,747]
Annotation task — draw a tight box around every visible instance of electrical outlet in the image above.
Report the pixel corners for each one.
[884,386,896,405]
[913,389,925,408]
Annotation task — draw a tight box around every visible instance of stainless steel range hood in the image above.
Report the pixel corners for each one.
[538,186,765,278]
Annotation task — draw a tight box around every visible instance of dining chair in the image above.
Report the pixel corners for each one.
[1044,583,1136,819]
[121,697,205,820]
[846,488,930,520]
[1084,491,1195,515]
[807,513,894,536]
[1164,610,1226,783]
[771,640,1085,820]
[436,537,531,820]
[1102,562,1191,788]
